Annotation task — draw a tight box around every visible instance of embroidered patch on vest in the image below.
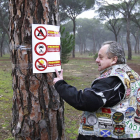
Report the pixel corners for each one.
[100,129,111,137]
[136,104,140,117]
[113,112,124,123]
[82,124,94,131]
[96,113,111,119]
[129,96,136,106]
[113,124,125,136]
[125,88,131,99]
[124,78,130,88]
[101,108,111,114]
[131,70,140,80]
[87,114,97,125]
[136,88,140,103]
[81,116,86,124]
[125,107,135,118]
[115,68,125,73]
[98,118,113,129]
[126,71,136,83]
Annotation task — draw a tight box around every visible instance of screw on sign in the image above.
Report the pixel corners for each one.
[35,58,48,71]
[34,42,47,56]
[34,26,47,40]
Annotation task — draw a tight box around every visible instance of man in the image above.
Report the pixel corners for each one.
[53,41,140,140]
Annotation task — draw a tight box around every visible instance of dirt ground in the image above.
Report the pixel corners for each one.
[128,63,140,75]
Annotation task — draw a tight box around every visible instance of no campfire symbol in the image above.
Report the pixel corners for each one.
[34,26,47,40]
[35,58,48,71]
[34,42,47,56]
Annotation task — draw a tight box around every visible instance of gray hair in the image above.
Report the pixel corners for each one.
[102,41,126,64]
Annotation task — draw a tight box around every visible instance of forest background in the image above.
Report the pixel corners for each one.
[0,0,140,59]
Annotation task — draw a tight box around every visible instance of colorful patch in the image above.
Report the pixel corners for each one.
[124,78,130,88]
[125,88,131,99]
[125,107,135,118]
[132,81,140,94]
[134,116,140,124]
[96,113,111,119]
[87,114,97,125]
[115,68,124,73]
[129,96,136,106]
[136,104,140,117]
[101,69,112,77]
[100,129,111,137]
[131,70,140,80]
[126,71,136,83]
[113,124,125,136]
[81,116,86,124]
[136,88,140,103]
[119,74,124,78]
[82,124,94,131]
[98,118,112,129]
[101,108,111,114]
[113,112,124,123]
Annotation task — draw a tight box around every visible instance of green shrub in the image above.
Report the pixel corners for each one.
[94,53,98,60]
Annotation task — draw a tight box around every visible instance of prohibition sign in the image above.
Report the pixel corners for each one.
[34,26,47,40]
[35,58,48,71]
[34,42,47,56]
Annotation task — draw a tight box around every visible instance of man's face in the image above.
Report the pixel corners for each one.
[96,45,116,71]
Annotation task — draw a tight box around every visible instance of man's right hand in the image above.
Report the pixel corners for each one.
[53,69,63,85]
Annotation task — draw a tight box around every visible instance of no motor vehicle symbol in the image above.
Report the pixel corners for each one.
[34,42,47,56]
[34,26,47,40]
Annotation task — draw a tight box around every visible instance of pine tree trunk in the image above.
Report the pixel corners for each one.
[9,0,65,140]
[72,18,76,58]
[0,33,5,57]
[126,18,132,60]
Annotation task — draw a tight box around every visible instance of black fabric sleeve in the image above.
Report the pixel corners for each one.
[54,76,125,112]
[92,76,125,107]
[54,80,104,111]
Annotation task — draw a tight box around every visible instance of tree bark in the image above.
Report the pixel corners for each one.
[126,18,132,60]
[0,32,5,57]
[9,0,65,140]
[72,18,76,58]
[92,35,96,54]
[137,37,140,54]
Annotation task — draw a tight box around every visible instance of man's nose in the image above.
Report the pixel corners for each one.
[96,57,99,63]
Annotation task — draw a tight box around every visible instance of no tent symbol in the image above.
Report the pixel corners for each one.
[34,26,47,40]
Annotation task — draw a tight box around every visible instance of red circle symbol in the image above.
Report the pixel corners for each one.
[34,42,47,56]
[34,26,47,40]
[35,58,48,71]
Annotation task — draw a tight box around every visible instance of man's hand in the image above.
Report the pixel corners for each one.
[53,69,63,84]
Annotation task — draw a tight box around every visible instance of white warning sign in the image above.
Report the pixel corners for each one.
[32,24,61,73]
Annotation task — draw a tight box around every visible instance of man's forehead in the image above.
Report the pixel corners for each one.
[99,45,109,54]
[101,44,109,50]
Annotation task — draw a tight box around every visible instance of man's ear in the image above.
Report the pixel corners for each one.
[111,56,118,65]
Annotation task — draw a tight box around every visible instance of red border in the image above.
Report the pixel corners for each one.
[34,26,47,40]
[34,42,47,56]
[35,58,48,71]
